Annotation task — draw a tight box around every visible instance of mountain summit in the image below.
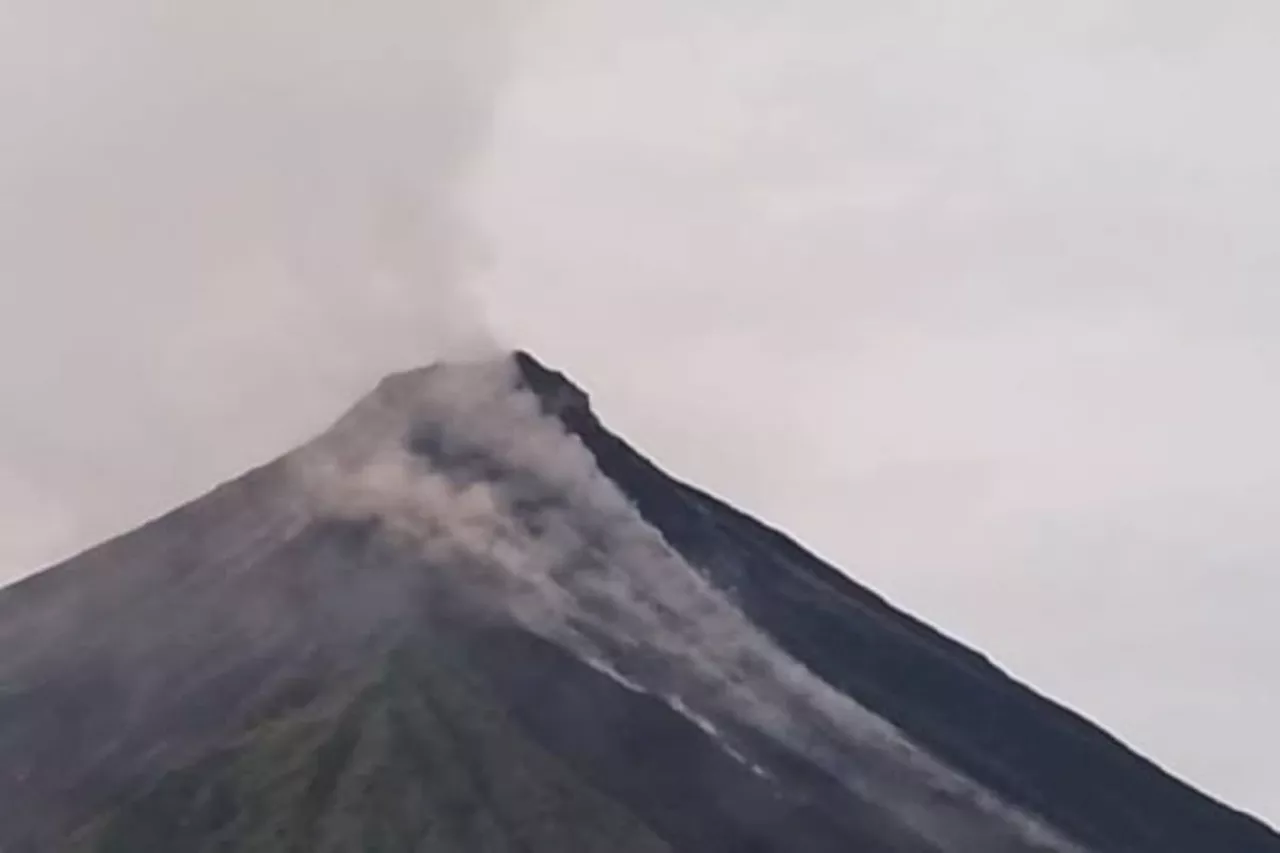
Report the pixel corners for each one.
[0,351,1275,852]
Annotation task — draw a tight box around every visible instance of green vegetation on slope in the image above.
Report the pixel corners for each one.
[72,644,675,853]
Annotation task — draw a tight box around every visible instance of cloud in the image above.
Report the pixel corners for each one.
[467,2,1280,819]
[0,0,525,574]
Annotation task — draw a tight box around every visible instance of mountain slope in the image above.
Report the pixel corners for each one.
[70,638,677,853]
[0,350,1275,853]
[517,351,1280,853]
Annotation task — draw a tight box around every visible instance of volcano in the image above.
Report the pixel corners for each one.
[0,351,1275,853]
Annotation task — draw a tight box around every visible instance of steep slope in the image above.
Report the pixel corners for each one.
[0,350,1275,853]
[69,639,677,853]
[516,351,1280,853]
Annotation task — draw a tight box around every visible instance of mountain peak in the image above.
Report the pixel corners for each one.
[327,350,595,459]
[511,349,593,423]
[362,350,589,416]
[1,348,1278,853]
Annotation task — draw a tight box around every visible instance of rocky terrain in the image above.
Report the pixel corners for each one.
[0,351,1275,853]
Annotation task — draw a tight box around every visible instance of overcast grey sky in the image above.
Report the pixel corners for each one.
[2,0,1278,824]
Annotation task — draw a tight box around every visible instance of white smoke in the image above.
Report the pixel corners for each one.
[0,0,527,579]
[293,355,1087,852]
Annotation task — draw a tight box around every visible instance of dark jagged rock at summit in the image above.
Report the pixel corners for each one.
[0,350,1276,853]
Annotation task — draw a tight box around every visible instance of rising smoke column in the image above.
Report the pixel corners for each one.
[0,0,527,578]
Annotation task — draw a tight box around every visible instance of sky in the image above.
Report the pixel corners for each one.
[1,0,1278,825]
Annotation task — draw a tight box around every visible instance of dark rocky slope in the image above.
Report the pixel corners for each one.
[0,351,1274,853]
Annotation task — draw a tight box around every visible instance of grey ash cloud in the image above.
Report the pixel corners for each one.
[0,0,520,575]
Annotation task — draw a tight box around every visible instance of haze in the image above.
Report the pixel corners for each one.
[1,0,1277,825]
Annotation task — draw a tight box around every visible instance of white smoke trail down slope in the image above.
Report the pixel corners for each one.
[294,357,1088,853]
[0,0,526,578]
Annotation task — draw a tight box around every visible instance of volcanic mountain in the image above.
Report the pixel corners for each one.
[0,351,1275,853]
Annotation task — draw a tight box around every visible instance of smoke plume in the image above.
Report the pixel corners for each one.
[0,0,526,578]
[293,355,1085,853]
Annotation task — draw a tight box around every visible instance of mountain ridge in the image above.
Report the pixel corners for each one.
[0,349,1275,852]
[509,350,1280,850]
